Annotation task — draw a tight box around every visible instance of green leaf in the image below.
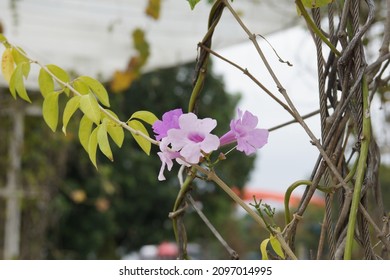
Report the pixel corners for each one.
[260,238,270,260]
[72,79,90,95]
[21,62,30,79]
[9,63,31,102]
[1,48,14,83]
[97,123,113,161]
[130,110,158,125]
[62,95,81,135]
[270,235,285,259]
[38,68,55,98]
[187,0,201,10]
[102,110,124,148]
[79,92,101,124]
[11,47,29,65]
[46,64,70,95]
[128,119,151,155]
[301,0,333,8]
[78,76,110,107]
[107,123,124,148]
[88,127,99,169]
[79,115,93,152]
[42,92,60,132]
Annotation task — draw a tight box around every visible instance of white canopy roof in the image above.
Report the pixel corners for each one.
[0,0,296,88]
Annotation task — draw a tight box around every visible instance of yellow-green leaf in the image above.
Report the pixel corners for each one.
[107,123,124,148]
[260,238,270,260]
[42,92,60,132]
[88,127,99,169]
[97,123,113,161]
[47,64,69,84]
[130,110,158,125]
[79,76,110,107]
[10,63,31,102]
[62,95,81,135]
[79,92,101,124]
[46,64,70,95]
[1,48,14,83]
[38,68,55,98]
[21,62,30,79]
[72,79,90,95]
[102,110,124,147]
[12,47,29,65]
[270,235,285,259]
[128,119,151,155]
[79,115,93,152]
[301,0,333,8]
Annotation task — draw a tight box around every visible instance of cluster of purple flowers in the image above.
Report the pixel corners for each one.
[152,108,269,181]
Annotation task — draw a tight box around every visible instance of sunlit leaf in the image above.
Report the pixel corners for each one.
[21,62,30,79]
[128,119,151,155]
[1,48,14,83]
[79,115,93,152]
[187,0,201,10]
[72,79,90,95]
[79,76,110,107]
[62,95,81,135]
[145,0,161,20]
[46,64,70,95]
[107,123,124,148]
[79,92,101,124]
[38,68,55,98]
[11,47,29,65]
[104,110,124,148]
[9,63,31,102]
[260,238,270,260]
[270,235,285,259]
[130,110,158,125]
[97,123,113,161]
[42,91,60,132]
[88,127,99,169]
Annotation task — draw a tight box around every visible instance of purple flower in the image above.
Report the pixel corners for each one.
[219,109,269,155]
[152,108,183,141]
[167,113,220,164]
